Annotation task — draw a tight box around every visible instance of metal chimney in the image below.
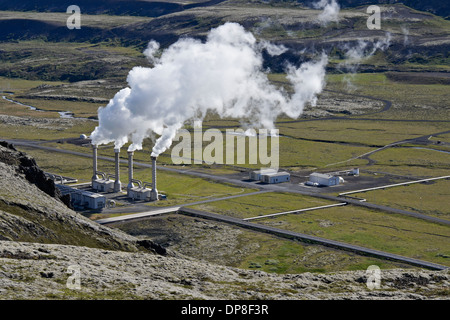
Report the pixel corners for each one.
[150,156,158,201]
[127,151,134,190]
[92,144,98,183]
[114,148,122,192]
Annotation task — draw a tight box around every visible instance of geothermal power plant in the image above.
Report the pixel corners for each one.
[91,145,160,202]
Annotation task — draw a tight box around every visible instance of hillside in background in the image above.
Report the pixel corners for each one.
[0,1,448,18]
[0,2,449,83]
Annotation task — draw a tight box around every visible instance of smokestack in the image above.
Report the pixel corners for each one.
[114,148,122,192]
[127,151,134,190]
[150,156,158,201]
[92,144,98,183]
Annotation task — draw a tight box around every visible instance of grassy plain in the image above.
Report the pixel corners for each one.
[191,192,335,219]
[190,193,450,267]
[352,179,450,220]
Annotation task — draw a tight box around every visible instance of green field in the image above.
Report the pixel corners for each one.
[365,146,450,178]
[190,192,450,267]
[232,228,404,273]
[352,179,450,220]
[190,192,335,219]
[325,73,450,120]
[114,213,405,274]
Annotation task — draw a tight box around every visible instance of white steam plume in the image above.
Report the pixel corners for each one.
[339,33,391,90]
[401,26,410,46]
[259,40,288,56]
[90,23,328,156]
[314,0,340,25]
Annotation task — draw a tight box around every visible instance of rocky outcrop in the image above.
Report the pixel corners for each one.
[0,141,66,202]
[0,240,448,300]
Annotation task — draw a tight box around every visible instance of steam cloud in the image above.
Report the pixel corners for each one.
[90,23,328,156]
[314,0,340,25]
[339,33,392,90]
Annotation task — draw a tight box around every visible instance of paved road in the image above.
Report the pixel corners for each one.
[95,206,180,225]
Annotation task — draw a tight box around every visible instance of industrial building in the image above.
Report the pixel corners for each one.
[260,171,291,184]
[126,150,150,200]
[249,168,277,181]
[91,145,118,193]
[125,151,160,201]
[56,184,106,210]
[249,168,290,184]
[307,172,344,187]
[92,173,115,192]
[90,145,162,202]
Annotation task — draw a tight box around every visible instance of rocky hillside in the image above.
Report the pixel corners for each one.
[1,2,448,83]
[0,0,447,19]
[0,142,448,299]
[1,240,449,299]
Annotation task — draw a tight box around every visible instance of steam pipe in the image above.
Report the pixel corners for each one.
[55,174,64,185]
[143,182,153,189]
[131,179,143,188]
[96,171,106,180]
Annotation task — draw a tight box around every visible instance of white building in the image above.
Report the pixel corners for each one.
[92,179,114,193]
[127,186,151,201]
[260,172,291,184]
[77,192,106,210]
[308,172,343,187]
[249,168,277,181]
[57,185,106,210]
